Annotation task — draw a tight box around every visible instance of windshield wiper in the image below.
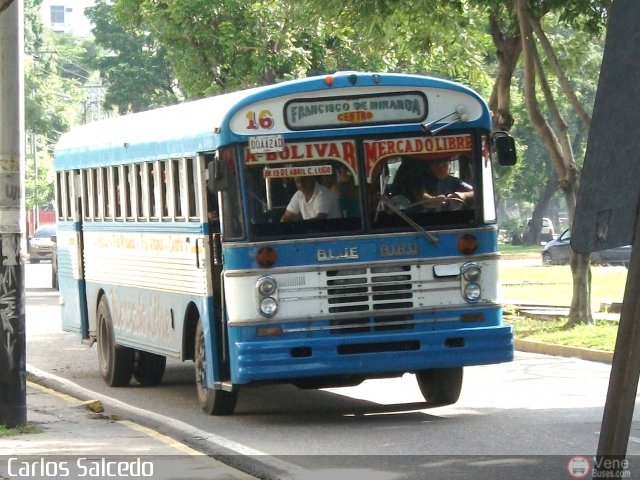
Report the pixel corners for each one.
[378,196,439,246]
[421,106,468,135]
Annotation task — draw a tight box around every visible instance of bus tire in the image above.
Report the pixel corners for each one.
[195,319,237,415]
[133,350,166,386]
[416,367,463,406]
[97,297,134,387]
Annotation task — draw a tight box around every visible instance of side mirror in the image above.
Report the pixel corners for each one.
[207,153,230,193]
[492,131,517,166]
[51,235,57,243]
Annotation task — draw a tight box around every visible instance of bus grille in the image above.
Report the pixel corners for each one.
[326,265,415,333]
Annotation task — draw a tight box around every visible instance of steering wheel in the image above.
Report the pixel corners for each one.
[443,197,465,211]
[390,195,411,210]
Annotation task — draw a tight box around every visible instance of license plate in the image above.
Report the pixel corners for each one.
[248,135,284,154]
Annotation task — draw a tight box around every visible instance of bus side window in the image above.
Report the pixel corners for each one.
[218,148,243,239]
[55,171,64,221]
[116,165,130,221]
[56,170,75,222]
[96,167,107,221]
[159,160,170,220]
[134,164,144,220]
[81,170,90,221]
[152,161,162,221]
[171,159,183,220]
[143,162,155,219]
[89,168,99,220]
[106,166,116,220]
[186,158,198,221]
[124,165,137,222]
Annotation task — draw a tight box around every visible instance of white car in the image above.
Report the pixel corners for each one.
[28,224,56,263]
[528,217,555,242]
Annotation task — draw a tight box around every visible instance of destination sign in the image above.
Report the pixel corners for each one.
[245,139,357,172]
[364,134,473,178]
[284,92,427,130]
[263,165,333,178]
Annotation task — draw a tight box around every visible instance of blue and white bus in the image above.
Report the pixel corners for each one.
[54,72,516,415]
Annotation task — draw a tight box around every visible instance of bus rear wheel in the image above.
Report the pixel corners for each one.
[133,350,166,386]
[416,367,463,406]
[97,297,134,387]
[194,319,237,415]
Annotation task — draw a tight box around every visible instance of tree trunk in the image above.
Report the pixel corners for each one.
[515,0,593,324]
[488,6,521,131]
[563,182,593,325]
[568,251,593,326]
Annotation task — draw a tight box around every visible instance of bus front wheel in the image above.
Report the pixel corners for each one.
[416,367,463,406]
[133,350,166,386]
[194,319,237,415]
[97,297,134,387]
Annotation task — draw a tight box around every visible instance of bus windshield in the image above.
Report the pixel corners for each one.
[241,133,482,240]
[244,139,363,238]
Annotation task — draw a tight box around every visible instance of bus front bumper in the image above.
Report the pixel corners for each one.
[229,324,513,385]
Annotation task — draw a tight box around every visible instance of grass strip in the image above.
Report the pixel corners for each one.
[0,424,41,436]
[505,314,617,352]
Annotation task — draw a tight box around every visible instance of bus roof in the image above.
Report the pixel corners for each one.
[54,72,490,169]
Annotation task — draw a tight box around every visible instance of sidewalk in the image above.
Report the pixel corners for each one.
[0,381,257,480]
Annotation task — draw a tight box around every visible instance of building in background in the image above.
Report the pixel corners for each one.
[40,0,96,36]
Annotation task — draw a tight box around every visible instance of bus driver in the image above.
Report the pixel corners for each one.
[392,157,474,211]
[280,175,342,222]
[423,157,474,203]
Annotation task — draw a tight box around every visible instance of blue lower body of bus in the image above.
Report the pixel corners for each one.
[228,305,512,385]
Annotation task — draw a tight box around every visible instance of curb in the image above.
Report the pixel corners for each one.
[515,339,613,364]
[25,365,300,480]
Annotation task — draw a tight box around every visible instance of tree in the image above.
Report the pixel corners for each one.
[301,0,496,95]
[512,0,609,325]
[110,0,437,98]
[0,0,14,14]
[498,15,603,246]
[85,0,180,113]
[24,0,78,211]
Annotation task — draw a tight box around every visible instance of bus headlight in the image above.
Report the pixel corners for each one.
[463,283,481,303]
[256,275,279,317]
[460,262,481,282]
[260,297,279,317]
[257,276,277,296]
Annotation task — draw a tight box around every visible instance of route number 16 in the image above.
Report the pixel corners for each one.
[246,110,274,130]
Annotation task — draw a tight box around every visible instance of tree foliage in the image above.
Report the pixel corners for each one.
[24,0,79,209]
[25,0,71,141]
[86,0,180,112]
[110,0,377,98]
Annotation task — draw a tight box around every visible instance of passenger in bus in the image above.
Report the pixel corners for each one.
[207,194,221,232]
[331,165,359,217]
[270,178,297,209]
[280,175,342,221]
